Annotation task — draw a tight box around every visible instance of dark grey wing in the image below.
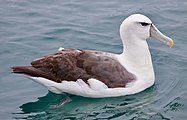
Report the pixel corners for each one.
[12,49,135,88]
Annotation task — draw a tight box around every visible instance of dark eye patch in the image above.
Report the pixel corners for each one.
[140,22,150,26]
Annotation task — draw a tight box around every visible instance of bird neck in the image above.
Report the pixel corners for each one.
[118,35,155,84]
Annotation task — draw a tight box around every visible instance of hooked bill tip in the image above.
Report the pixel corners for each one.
[168,39,174,48]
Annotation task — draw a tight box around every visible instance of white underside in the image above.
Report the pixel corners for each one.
[28,76,153,98]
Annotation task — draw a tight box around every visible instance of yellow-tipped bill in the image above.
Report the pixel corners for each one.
[150,24,174,48]
[168,39,174,48]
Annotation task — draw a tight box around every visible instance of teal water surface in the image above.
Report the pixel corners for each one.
[0,0,187,120]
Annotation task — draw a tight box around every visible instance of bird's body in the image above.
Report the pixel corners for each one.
[13,48,138,98]
[12,14,174,99]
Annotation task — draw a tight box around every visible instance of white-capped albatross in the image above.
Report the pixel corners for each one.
[12,14,174,106]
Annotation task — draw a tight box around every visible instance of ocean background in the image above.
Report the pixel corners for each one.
[0,0,187,119]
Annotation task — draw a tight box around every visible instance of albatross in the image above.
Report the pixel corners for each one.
[12,14,174,107]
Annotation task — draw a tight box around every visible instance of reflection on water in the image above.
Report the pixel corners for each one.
[13,87,160,119]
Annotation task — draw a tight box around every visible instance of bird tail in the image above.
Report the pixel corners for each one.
[11,66,63,94]
[11,66,56,82]
[12,66,41,76]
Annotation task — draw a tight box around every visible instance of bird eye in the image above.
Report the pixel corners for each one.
[140,22,150,26]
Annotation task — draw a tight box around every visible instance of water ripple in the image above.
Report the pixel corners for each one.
[1,0,187,119]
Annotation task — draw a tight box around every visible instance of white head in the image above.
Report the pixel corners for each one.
[120,14,174,49]
[117,14,174,90]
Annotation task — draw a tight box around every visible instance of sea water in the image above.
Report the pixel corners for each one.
[0,0,187,119]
